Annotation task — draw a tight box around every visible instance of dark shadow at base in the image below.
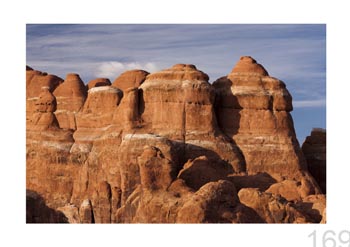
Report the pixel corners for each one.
[26,189,68,223]
[227,172,277,192]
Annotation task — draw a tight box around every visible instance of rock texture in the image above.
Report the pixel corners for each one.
[302,128,326,193]
[26,57,326,224]
[112,70,149,91]
[87,78,111,90]
[213,56,320,196]
[53,73,87,130]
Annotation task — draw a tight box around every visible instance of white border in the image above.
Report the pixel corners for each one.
[1,1,349,246]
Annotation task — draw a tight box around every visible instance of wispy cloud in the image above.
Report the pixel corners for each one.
[293,99,326,108]
[95,61,158,78]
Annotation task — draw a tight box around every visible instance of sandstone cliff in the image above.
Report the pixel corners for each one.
[26,57,326,223]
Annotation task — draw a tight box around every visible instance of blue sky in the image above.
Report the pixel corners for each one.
[26,24,326,143]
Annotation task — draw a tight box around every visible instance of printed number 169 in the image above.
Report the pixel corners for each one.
[308,230,350,247]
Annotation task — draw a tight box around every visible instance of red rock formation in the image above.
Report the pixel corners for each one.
[87,78,111,90]
[302,128,326,193]
[27,87,59,130]
[238,188,310,223]
[139,64,245,173]
[294,194,326,223]
[53,73,87,129]
[112,70,149,91]
[26,68,63,98]
[26,70,77,209]
[231,56,269,76]
[26,67,63,119]
[213,56,321,200]
[177,180,239,223]
[26,58,325,224]
[178,156,232,190]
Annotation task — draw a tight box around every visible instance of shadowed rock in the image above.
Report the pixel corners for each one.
[302,128,326,193]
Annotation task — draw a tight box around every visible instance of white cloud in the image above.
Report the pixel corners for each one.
[95,61,159,79]
[293,99,326,108]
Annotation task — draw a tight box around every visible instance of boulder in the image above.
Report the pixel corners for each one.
[238,188,310,223]
[177,180,240,223]
[178,156,232,190]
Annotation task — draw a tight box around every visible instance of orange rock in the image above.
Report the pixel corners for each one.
[112,69,149,91]
[178,156,232,190]
[238,188,310,223]
[176,180,239,223]
[231,56,269,76]
[140,64,245,172]
[53,73,87,129]
[26,67,63,119]
[294,194,326,223]
[87,78,111,90]
[138,145,176,190]
[213,56,320,198]
[27,87,59,130]
[79,199,94,223]
[26,58,325,224]
[266,176,318,202]
[56,204,80,223]
[26,67,63,98]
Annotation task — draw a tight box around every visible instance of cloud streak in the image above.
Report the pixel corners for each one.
[95,61,158,78]
[293,99,326,108]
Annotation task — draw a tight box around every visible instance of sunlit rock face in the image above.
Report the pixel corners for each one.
[26,57,325,224]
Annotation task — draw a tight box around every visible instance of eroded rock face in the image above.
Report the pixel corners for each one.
[26,67,63,119]
[238,188,310,223]
[213,56,320,197]
[178,156,232,190]
[27,87,59,130]
[26,59,325,224]
[139,64,245,173]
[53,73,87,130]
[302,128,326,193]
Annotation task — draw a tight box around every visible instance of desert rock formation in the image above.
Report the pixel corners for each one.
[26,57,326,223]
[112,69,149,91]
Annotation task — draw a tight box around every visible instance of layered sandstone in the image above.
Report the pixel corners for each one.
[26,57,325,224]
[213,56,321,200]
[26,67,63,119]
[139,64,245,173]
[53,73,87,130]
